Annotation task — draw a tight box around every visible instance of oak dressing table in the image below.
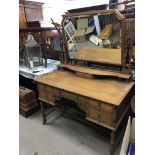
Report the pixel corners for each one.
[34,9,134,155]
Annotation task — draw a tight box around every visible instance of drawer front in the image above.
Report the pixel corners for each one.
[60,90,77,102]
[100,103,114,126]
[38,84,46,100]
[77,96,88,113]
[45,86,55,104]
[45,86,59,96]
[87,99,99,121]
[78,97,114,127]
[45,86,60,105]
[76,72,93,79]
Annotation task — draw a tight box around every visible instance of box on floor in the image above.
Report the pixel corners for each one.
[120,116,135,155]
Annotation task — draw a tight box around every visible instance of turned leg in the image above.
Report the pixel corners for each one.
[40,101,46,125]
[110,131,116,155]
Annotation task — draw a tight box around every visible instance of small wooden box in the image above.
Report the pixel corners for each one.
[19,86,39,117]
[19,86,36,104]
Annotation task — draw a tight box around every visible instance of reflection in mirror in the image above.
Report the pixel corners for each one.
[62,10,125,66]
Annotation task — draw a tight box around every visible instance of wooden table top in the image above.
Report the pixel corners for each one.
[35,70,134,106]
[74,47,121,65]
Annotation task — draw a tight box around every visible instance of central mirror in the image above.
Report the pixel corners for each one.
[62,9,125,66]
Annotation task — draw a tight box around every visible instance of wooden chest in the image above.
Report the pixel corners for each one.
[19,86,36,105]
[19,86,38,113]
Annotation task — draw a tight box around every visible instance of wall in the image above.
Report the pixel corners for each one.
[25,0,109,23]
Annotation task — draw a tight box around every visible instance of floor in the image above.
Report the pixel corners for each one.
[19,109,122,155]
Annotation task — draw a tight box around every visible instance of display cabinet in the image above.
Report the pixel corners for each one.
[24,1,44,23]
[19,0,44,28]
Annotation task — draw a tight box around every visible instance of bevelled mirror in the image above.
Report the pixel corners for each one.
[62,9,125,66]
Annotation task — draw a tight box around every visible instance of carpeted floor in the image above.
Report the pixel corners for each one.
[19,109,122,155]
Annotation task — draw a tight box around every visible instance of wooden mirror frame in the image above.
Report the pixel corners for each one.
[61,9,126,66]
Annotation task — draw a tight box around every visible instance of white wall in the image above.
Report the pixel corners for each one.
[26,0,109,23]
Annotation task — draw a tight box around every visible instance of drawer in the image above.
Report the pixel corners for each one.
[85,98,114,127]
[100,103,114,126]
[37,84,46,100]
[78,97,102,123]
[60,90,77,102]
[87,99,99,121]
[76,72,93,79]
[77,96,88,113]
[45,86,59,96]
[45,86,60,105]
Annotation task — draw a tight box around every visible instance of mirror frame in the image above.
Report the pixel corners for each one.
[61,9,125,66]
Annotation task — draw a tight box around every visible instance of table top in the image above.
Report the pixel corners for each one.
[74,47,122,65]
[35,70,134,105]
[19,59,60,79]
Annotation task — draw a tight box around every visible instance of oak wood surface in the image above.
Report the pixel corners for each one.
[59,64,131,79]
[100,24,113,39]
[24,1,44,22]
[19,4,27,28]
[64,9,125,21]
[35,70,134,105]
[73,47,121,65]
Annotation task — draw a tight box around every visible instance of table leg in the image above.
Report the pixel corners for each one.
[40,101,46,125]
[110,131,116,155]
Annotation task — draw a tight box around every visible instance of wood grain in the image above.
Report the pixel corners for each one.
[63,9,125,20]
[19,4,27,28]
[24,1,44,22]
[59,64,131,79]
[35,70,134,105]
[73,47,121,65]
[100,24,113,39]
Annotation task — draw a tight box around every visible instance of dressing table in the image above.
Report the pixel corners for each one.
[34,9,134,155]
